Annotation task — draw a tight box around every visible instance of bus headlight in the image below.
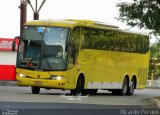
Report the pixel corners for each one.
[17,73,26,77]
[51,75,65,80]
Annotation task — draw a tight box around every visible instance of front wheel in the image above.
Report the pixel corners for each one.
[31,86,40,94]
[71,77,84,95]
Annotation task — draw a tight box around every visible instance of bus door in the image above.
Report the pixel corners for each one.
[67,27,81,88]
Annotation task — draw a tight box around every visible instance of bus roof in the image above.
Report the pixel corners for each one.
[24,19,77,28]
[24,19,119,28]
[24,19,148,36]
[119,29,148,36]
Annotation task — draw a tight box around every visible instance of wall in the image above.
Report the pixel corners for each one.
[0,38,19,81]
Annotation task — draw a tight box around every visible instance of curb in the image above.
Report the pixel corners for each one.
[147,86,160,89]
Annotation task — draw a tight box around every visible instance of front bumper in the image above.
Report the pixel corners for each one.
[16,76,66,89]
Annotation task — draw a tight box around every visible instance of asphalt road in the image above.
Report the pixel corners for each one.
[0,102,154,115]
[0,86,160,105]
[0,86,160,115]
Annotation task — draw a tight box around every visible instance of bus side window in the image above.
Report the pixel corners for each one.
[68,27,80,69]
[71,44,78,64]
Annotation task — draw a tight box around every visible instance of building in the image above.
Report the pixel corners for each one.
[0,38,19,81]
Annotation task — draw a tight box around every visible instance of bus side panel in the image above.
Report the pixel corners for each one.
[79,50,149,90]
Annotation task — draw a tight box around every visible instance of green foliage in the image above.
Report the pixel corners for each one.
[117,0,160,35]
[149,42,160,79]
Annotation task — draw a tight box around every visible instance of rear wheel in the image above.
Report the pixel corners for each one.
[112,77,129,96]
[121,77,129,96]
[71,77,84,95]
[127,78,135,96]
[31,86,40,94]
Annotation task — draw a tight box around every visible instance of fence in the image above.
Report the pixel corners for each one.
[147,80,160,88]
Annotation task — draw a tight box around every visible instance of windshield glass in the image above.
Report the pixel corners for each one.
[17,26,69,71]
[23,26,45,40]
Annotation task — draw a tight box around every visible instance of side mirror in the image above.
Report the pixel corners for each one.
[12,40,16,51]
[12,36,20,52]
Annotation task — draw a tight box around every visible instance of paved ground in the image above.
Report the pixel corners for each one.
[1,86,160,115]
[1,101,156,115]
[0,86,159,106]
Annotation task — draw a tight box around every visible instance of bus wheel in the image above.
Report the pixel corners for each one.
[127,78,135,96]
[71,77,84,95]
[31,86,40,94]
[120,77,129,96]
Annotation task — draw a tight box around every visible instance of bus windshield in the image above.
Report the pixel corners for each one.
[17,26,69,71]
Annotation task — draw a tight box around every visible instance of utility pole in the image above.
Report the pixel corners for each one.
[20,0,27,36]
[27,0,46,20]
[19,0,46,35]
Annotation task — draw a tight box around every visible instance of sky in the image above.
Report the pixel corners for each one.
[0,0,156,43]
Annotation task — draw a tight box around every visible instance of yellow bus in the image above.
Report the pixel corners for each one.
[16,19,149,96]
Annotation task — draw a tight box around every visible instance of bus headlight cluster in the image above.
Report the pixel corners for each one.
[50,75,65,80]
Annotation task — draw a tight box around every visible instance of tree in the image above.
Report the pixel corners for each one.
[117,0,160,35]
[149,42,160,79]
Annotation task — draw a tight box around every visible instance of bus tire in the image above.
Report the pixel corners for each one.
[71,77,84,95]
[31,86,40,94]
[120,77,129,96]
[127,78,135,96]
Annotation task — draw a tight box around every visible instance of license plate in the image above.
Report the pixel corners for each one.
[34,81,42,85]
